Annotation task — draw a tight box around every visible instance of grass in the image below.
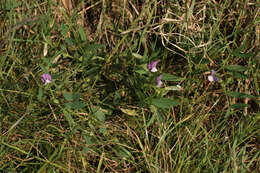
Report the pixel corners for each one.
[0,0,259,172]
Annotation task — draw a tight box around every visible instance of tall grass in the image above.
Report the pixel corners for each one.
[0,0,259,172]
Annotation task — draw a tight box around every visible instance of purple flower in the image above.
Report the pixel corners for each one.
[41,73,52,84]
[208,70,219,82]
[156,74,163,87]
[148,60,159,72]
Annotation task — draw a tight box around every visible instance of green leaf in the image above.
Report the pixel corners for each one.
[230,103,248,109]
[39,64,47,72]
[63,92,74,101]
[146,105,158,128]
[114,145,133,159]
[83,135,96,145]
[93,107,106,122]
[65,101,85,109]
[65,37,74,46]
[132,53,144,59]
[65,102,73,109]
[120,108,138,116]
[187,0,195,19]
[63,92,81,101]
[162,73,183,82]
[85,44,105,51]
[227,92,255,99]
[72,93,81,101]
[225,65,248,72]
[78,26,86,41]
[60,23,67,37]
[135,67,147,75]
[233,52,254,58]
[233,45,254,58]
[146,112,156,128]
[231,72,248,79]
[63,110,74,129]
[37,88,43,101]
[165,85,183,91]
[42,57,52,67]
[151,98,180,108]
[85,67,100,75]
[5,0,21,10]
[71,101,85,109]
[99,127,107,135]
[82,146,89,153]
[150,51,160,59]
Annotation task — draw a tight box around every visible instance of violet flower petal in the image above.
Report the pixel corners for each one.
[208,70,219,82]
[42,73,52,84]
[156,74,163,87]
[148,60,159,72]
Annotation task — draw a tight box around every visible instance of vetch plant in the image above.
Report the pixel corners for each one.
[40,73,61,105]
[208,70,219,82]
[156,74,163,87]
[148,60,159,72]
[41,73,52,84]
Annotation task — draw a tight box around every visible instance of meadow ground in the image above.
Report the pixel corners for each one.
[0,0,259,172]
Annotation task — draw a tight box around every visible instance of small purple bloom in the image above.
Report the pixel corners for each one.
[208,70,219,82]
[156,74,163,87]
[41,73,52,84]
[148,60,159,72]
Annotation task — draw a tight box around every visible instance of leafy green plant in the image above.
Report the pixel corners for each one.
[0,0,259,172]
